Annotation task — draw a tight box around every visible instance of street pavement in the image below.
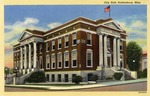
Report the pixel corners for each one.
[5,78,147,91]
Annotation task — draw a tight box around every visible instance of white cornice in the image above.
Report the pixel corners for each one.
[44,28,96,42]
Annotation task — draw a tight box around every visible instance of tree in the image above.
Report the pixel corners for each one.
[126,41,142,71]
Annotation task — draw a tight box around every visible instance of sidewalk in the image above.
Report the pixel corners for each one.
[5,78,147,90]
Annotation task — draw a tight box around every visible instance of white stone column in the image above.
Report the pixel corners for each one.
[113,37,117,67]
[28,44,31,71]
[99,34,103,67]
[33,42,37,69]
[104,35,108,68]
[117,38,120,67]
[24,45,27,72]
[20,47,23,72]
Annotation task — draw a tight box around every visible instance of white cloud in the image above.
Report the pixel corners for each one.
[4,17,49,53]
[47,22,62,29]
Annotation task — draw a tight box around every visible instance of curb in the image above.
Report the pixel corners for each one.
[5,79,147,91]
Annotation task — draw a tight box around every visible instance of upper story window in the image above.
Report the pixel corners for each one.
[71,49,77,68]
[120,41,123,51]
[64,51,69,68]
[86,49,93,67]
[46,42,50,52]
[57,52,62,69]
[40,44,42,53]
[87,33,92,45]
[51,54,56,69]
[65,35,69,47]
[107,38,110,49]
[58,38,62,49]
[72,33,77,45]
[52,40,55,51]
[46,55,50,69]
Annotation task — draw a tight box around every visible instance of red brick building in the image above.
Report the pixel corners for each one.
[13,17,127,82]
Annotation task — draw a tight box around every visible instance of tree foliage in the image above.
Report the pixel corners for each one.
[126,41,142,71]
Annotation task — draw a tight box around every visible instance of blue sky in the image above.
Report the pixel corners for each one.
[4,5,147,68]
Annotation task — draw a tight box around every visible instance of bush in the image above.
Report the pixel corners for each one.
[25,71,46,83]
[137,69,147,78]
[113,73,123,80]
[72,75,83,84]
[91,75,98,81]
[143,68,147,78]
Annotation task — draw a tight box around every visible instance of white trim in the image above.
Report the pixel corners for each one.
[51,53,56,69]
[44,28,96,42]
[86,33,92,46]
[58,38,62,50]
[44,20,96,36]
[64,51,69,68]
[72,32,77,46]
[57,52,62,69]
[71,49,77,68]
[121,38,126,41]
[86,49,93,68]
[51,40,55,51]
[46,54,50,69]
[64,35,69,48]
[99,20,124,31]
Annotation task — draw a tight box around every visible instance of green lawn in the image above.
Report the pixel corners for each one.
[25,84,87,86]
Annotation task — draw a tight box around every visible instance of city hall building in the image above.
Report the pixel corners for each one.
[13,17,127,82]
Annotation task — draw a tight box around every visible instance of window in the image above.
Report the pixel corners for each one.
[58,74,61,82]
[65,35,69,47]
[40,44,42,53]
[64,51,69,68]
[51,74,55,82]
[107,38,110,49]
[40,56,43,69]
[46,74,49,81]
[58,38,62,49]
[51,54,56,69]
[72,74,76,82]
[86,49,93,67]
[87,33,92,45]
[46,55,50,69]
[72,33,77,45]
[52,40,55,51]
[72,49,77,68]
[120,41,123,51]
[64,74,69,82]
[57,53,62,69]
[46,42,50,51]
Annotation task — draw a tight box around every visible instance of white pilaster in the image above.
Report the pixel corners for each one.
[113,37,117,67]
[20,47,23,72]
[33,42,37,69]
[117,38,120,67]
[104,35,108,67]
[28,44,31,70]
[24,45,27,71]
[99,34,103,66]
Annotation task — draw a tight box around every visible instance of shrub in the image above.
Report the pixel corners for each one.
[106,77,113,80]
[113,73,123,80]
[143,68,147,78]
[72,75,83,84]
[91,75,98,81]
[25,71,46,83]
[137,71,143,78]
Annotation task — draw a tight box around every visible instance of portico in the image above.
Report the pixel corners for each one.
[19,31,44,74]
[97,26,122,70]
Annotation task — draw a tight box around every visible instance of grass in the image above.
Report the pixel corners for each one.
[25,84,86,86]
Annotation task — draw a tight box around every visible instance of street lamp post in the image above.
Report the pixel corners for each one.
[14,67,18,77]
[133,60,135,71]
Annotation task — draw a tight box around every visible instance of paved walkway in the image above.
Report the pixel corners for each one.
[5,78,147,91]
